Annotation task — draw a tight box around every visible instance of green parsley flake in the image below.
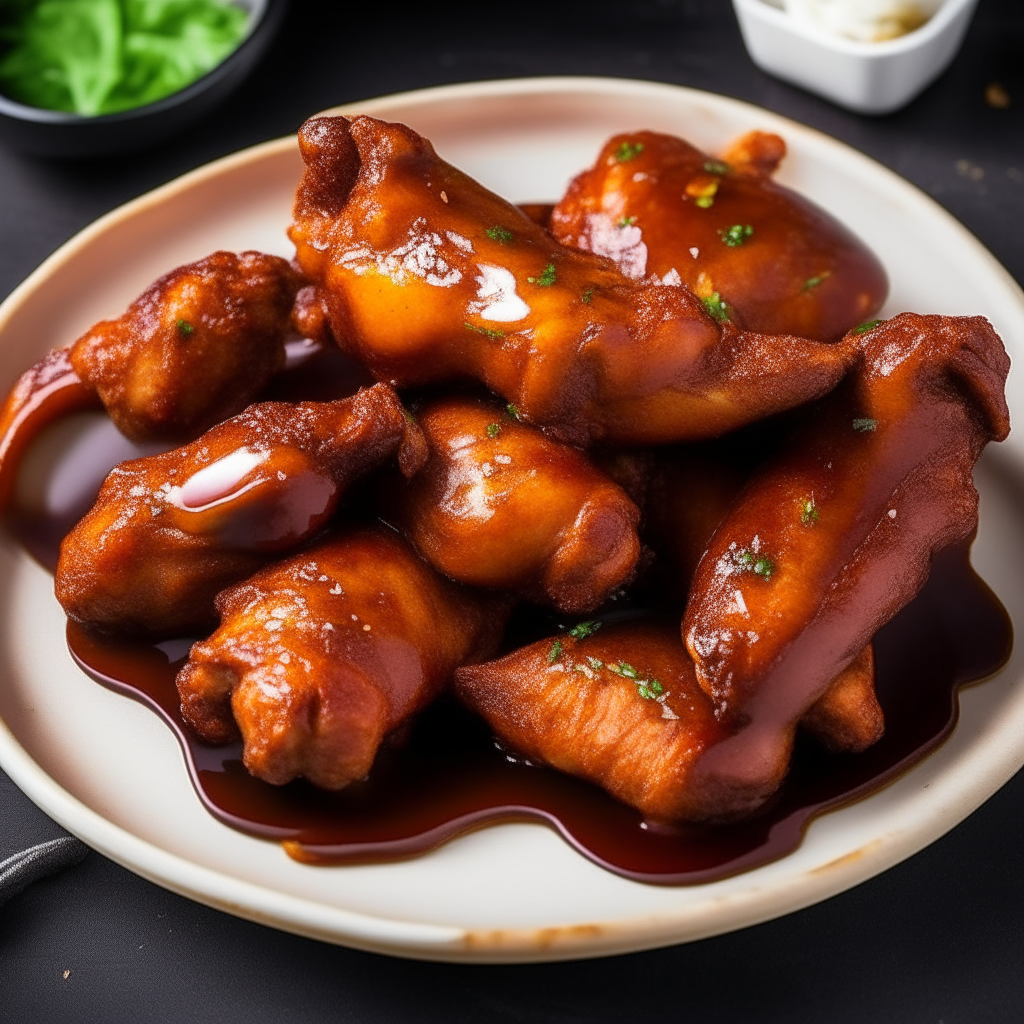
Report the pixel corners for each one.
[486,422,501,438]
[802,272,831,292]
[719,224,754,247]
[733,548,775,579]
[702,292,729,322]
[176,318,194,337]
[853,319,884,335]
[528,263,557,287]
[568,621,602,640]
[505,403,521,421]
[695,195,715,209]
[547,640,563,664]
[608,661,639,680]
[614,141,645,162]
[853,418,878,432]
[617,215,636,228]
[703,159,730,176]
[586,656,604,670]
[581,287,595,304]
[464,321,505,340]
[636,679,665,700]
[486,225,514,244]
[801,499,819,525]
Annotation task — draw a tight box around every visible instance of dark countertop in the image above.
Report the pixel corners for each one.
[2,1,1023,1020]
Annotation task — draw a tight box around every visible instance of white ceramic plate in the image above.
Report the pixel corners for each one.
[1,77,1023,964]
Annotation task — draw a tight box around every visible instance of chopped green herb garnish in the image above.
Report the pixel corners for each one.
[402,408,416,424]
[853,418,877,432]
[719,224,754,247]
[581,287,595,304]
[464,321,505,340]
[486,225,514,244]
[733,548,775,579]
[586,656,604,670]
[695,195,715,209]
[616,215,636,228]
[613,140,645,162]
[176,318,194,337]
[528,263,557,287]
[703,160,729,175]
[568,621,602,640]
[486,422,501,438]
[636,678,665,700]
[505,403,521,421]
[702,292,729,322]
[853,319,884,335]
[548,640,563,664]
[801,499,819,525]
[608,661,639,680]
[802,272,831,292]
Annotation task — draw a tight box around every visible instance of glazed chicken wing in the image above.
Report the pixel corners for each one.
[549,130,888,341]
[681,313,1009,817]
[646,443,883,754]
[382,396,641,611]
[70,250,300,442]
[288,115,857,446]
[456,620,728,822]
[56,383,424,637]
[178,526,507,788]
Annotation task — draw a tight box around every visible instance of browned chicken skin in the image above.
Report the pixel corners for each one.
[56,383,424,637]
[455,620,727,822]
[178,526,507,788]
[70,250,300,443]
[382,396,641,611]
[550,130,888,341]
[288,115,857,446]
[682,313,1010,817]
[645,442,883,754]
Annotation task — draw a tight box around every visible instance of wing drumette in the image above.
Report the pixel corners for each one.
[70,250,300,442]
[681,313,1010,817]
[288,115,857,446]
[382,397,641,612]
[178,526,507,789]
[549,130,888,341]
[55,383,424,637]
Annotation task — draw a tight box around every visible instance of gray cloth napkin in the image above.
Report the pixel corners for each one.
[0,836,89,908]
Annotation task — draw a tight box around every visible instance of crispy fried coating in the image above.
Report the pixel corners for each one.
[56,383,424,637]
[69,250,300,443]
[646,443,884,753]
[383,396,641,611]
[681,313,1010,816]
[455,620,728,822]
[288,115,857,446]
[178,526,507,788]
[801,645,883,753]
[549,130,888,341]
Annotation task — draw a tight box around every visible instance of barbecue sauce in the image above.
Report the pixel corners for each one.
[2,344,1013,885]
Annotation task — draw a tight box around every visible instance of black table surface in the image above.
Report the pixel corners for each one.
[2,1,1023,1020]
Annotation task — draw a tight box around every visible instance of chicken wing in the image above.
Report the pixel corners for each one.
[682,313,1010,816]
[646,442,884,753]
[455,619,728,822]
[69,250,300,443]
[56,383,424,637]
[288,114,857,446]
[549,130,888,341]
[178,526,507,788]
[382,396,641,611]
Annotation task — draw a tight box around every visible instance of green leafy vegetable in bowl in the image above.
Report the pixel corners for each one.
[0,0,249,116]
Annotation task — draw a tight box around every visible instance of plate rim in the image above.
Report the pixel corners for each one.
[1,74,1023,964]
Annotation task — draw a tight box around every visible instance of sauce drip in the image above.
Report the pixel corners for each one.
[64,543,1010,884]
[1,340,1012,884]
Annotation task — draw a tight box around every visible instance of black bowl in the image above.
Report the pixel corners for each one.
[0,0,288,158]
